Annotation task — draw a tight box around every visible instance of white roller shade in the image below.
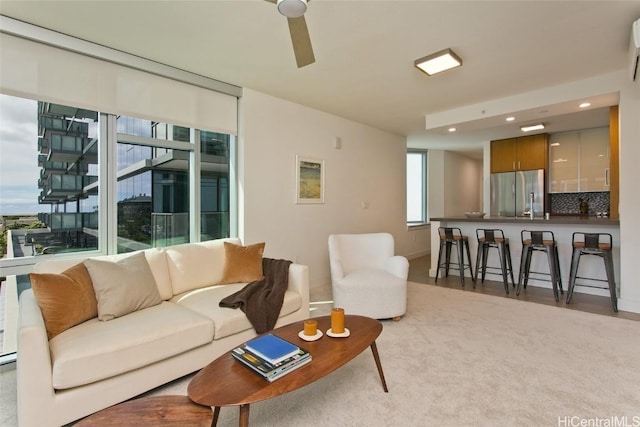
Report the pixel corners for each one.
[0,30,238,135]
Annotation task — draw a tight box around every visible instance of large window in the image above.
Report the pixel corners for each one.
[407,150,427,224]
[0,98,234,261]
[115,119,232,251]
[0,96,100,258]
[0,94,235,359]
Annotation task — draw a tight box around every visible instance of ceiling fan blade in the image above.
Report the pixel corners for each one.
[287,16,315,68]
[264,0,277,3]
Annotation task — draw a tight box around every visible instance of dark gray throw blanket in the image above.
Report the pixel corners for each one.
[219,257,292,334]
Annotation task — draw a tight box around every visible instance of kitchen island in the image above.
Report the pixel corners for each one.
[430,216,620,298]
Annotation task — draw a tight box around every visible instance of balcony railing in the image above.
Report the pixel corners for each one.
[151,213,189,247]
[40,174,98,196]
[39,116,88,137]
[150,212,229,247]
[40,162,89,178]
[201,212,230,241]
[45,212,98,231]
[38,212,99,231]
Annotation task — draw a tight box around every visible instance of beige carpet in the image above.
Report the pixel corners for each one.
[144,282,640,426]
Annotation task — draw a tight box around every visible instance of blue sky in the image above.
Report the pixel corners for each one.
[0,94,41,215]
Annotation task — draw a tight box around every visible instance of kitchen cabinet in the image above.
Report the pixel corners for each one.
[490,134,548,173]
[609,106,619,219]
[548,132,579,192]
[548,127,609,193]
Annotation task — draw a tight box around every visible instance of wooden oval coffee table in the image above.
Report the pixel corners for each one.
[188,315,388,427]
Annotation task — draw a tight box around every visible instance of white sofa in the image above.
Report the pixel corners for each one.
[17,237,310,427]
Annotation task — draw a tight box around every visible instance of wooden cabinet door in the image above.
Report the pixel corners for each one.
[548,132,579,192]
[490,138,517,173]
[609,106,619,218]
[579,127,609,191]
[517,134,547,170]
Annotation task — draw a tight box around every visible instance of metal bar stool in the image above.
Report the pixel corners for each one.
[566,232,618,312]
[516,230,563,302]
[474,229,515,294]
[435,227,475,285]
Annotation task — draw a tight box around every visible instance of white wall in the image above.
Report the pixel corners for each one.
[239,89,426,292]
[428,150,483,217]
[428,151,445,218]
[617,80,640,311]
[444,151,483,215]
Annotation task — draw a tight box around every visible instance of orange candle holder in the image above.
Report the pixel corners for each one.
[331,308,345,334]
[303,319,318,336]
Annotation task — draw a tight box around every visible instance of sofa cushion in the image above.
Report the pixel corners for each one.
[171,283,302,340]
[29,263,98,339]
[97,248,173,301]
[84,252,162,321]
[219,241,265,284]
[48,301,214,390]
[33,248,174,301]
[165,237,241,295]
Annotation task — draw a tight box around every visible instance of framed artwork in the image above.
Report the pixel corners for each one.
[295,155,325,204]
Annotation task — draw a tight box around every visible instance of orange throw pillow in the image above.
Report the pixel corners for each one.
[219,242,265,284]
[29,263,98,340]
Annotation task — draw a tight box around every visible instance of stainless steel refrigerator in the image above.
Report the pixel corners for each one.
[490,170,545,217]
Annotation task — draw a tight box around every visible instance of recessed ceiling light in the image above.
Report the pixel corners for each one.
[520,123,545,132]
[506,117,515,122]
[414,48,463,76]
[579,102,591,108]
[448,127,457,132]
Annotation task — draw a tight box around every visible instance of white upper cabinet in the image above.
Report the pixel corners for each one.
[549,132,580,192]
[548,127,609,193]
[579,128,610,191]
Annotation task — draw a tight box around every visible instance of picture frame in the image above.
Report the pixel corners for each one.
[295,155,325,204]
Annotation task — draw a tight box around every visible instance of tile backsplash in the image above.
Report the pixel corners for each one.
[549,192,610,215]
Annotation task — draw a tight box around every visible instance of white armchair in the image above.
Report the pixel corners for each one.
[328,233,408,320]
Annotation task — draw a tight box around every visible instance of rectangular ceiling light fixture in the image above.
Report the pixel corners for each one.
[520,123,545,132]
[414,48,462,76]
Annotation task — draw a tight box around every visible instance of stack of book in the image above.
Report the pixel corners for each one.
[231,333,311,382]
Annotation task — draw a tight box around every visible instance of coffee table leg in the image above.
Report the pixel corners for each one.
[370,341,388,392]
[211,406,220,426]
[239,404,250,427]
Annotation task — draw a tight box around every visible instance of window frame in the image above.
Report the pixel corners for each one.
[406,149,428,226]
[0,101,236,276]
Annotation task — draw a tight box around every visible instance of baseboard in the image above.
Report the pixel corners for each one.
[406,250,430,260]
[618,298,640,314]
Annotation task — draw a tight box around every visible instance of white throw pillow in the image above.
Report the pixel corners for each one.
[84,252,162,321]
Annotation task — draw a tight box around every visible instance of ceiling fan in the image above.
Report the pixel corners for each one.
[265,0,315,68]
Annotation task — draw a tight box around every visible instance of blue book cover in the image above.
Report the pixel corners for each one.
[245,334,300,365]
[231,346,311,382]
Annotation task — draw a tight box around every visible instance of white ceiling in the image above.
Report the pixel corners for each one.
[1,1,639,160]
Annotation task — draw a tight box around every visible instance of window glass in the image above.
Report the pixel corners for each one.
[407,151,427,224]
[0,95,100,258]
[115,117,232,249]
[200,131,231,241]
[116,116,192,252]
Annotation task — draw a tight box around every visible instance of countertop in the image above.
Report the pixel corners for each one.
[430,215,620,226]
